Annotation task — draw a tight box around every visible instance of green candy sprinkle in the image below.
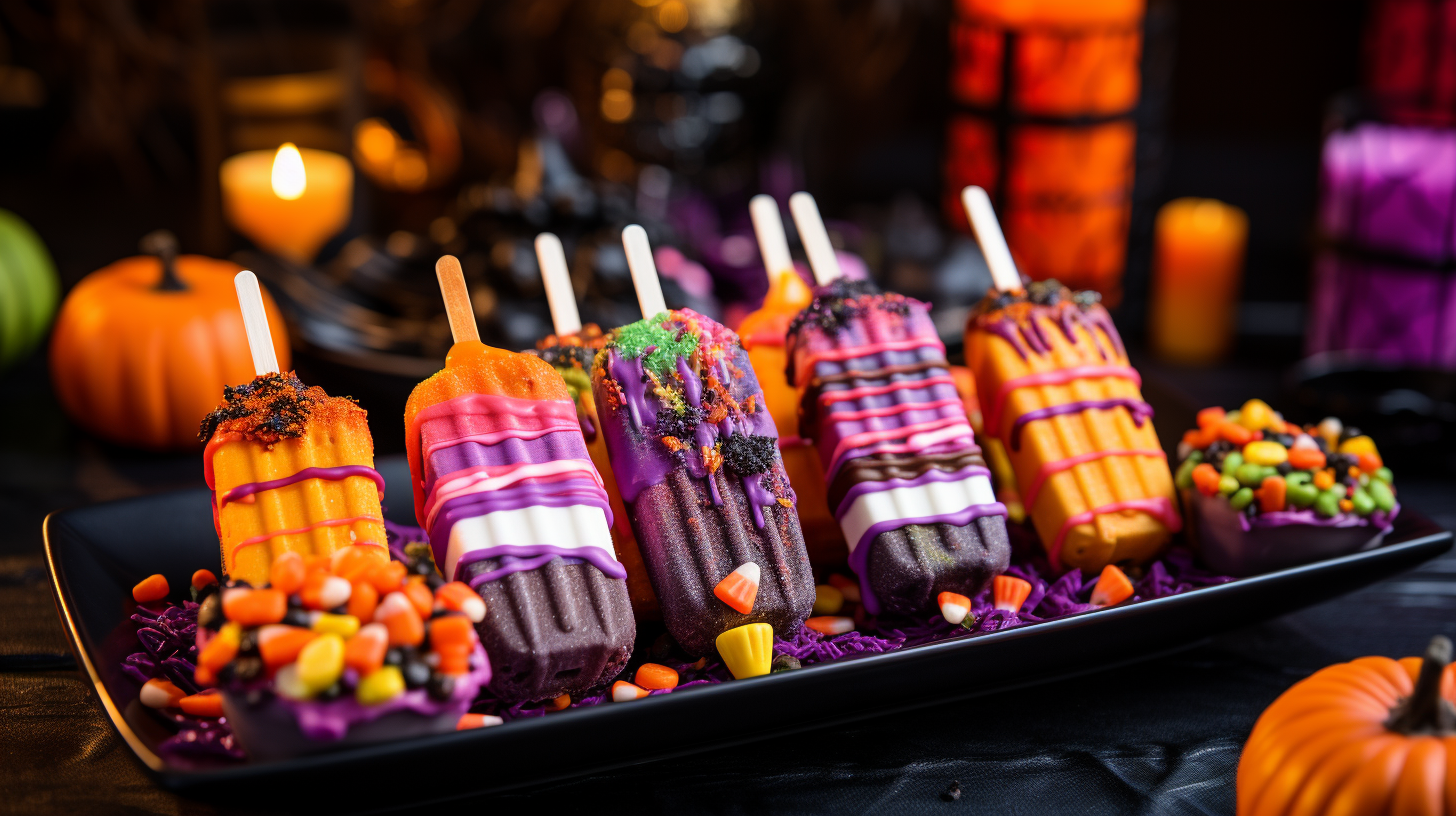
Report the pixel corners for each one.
[1374,467,1394,484]
[1221,452,1244,477]
[1218,475,1240,495]
[1351,487,1375,516]
[1287,482,1319,509]
[612,312,700,380]
[1285,471,1312,487]
[1175,458,1198,491]
[1314,491,1341,518]
[1230,487,1255,510]
[1236,463,1267,488]
[1369,479,1396,512]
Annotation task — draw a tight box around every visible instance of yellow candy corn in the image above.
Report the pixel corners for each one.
[716,623,774,680]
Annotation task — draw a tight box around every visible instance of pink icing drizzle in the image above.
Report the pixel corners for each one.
[825,416,976,479]
[793,336,946,387]
[983,365,1143,435]
[423,459,604,530]
[415,393,580,460]
[823,397,966,424]
[1022,449,1168,511]
[231,522,385,563]
[1047,497,1183,571]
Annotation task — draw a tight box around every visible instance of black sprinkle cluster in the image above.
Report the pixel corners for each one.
[787,278,882,336]
[720,434,777,475]
[656,405,706,442]
[532,345,593,371]
[1071,289,1101,309]
[198,372,324,443]
[1027,279,1063,306]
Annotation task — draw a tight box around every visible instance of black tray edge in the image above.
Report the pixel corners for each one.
[43,506,1455,794]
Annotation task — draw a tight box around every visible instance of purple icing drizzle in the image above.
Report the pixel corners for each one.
[1008,398,1154,452]
[457,544,628,586]
[850,502,1009,615]
[219,465,385,506]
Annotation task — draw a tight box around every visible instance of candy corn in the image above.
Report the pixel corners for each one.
[713,562,761,614]
[805,616,855,636]
[457,713,503,729]
[435,581,486,623]
[993,575,1033,613]
[612,680,650,701]
[139,678,186,709]
[937,592,972,625]
[716,622,774,679]
[1089,564,1134,608]
[179,690,224,718]
[190,570,218,591]
[344,622,389,676]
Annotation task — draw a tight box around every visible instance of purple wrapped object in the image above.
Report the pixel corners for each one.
[1305,251,1456,367]
[1310,122,1456,367]
[1320,123,1456,264]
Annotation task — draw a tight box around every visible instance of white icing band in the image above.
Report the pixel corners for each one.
[837,473,997,555]
[443,504,616,581]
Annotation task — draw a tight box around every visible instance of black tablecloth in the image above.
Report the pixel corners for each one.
[4,356,1454,815]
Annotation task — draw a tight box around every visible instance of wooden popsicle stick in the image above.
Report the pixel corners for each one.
[749,194,794,279]
[534,232,582,337]
[962,185,1024,293]
[788,192,841,286]
[233,270,280,376]
[622,224,667,318]
[435,255,480,344]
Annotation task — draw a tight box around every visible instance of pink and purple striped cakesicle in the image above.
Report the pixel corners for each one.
[405,340,633,702]
[786,279,1010,616]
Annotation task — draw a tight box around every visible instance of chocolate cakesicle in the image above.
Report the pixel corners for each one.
[961,186,1179,573]
[405,256,633,701]
[203,271,388,588]
[785,193,1010,616]
[591,226,813,657]
[530,232,660,619]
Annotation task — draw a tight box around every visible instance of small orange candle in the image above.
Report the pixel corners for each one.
[220,143,353,264]
[1149,198,1248,365]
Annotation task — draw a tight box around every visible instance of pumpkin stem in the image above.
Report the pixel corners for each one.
[1388,635,1456,735]
[142,230,186,292]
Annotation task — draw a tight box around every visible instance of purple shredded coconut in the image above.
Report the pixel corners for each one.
[122,600,244,760]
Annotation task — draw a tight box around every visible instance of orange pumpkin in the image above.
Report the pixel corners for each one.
[49,231,290,450]
[1238,635,1456,815]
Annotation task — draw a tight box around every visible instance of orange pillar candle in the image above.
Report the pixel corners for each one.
[1149,198,1248,365]
[220,143,353,264]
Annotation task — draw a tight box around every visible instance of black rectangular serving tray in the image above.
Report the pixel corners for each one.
[45,456,1452,807]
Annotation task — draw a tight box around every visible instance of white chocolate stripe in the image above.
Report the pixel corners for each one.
[837,473,997,555]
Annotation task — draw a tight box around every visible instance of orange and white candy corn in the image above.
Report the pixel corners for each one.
[612,680,650,702]
[140,678,187,709]
[1089,564,1134,608]
[937,592,972,625]
[805,616,855,636]
[993,575,1032,613]
[713,562,760,614]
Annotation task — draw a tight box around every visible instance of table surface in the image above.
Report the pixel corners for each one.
[4,354,1454,816]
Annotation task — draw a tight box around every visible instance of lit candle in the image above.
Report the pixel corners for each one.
[220,143,353,264]
[1149,198,1248,365]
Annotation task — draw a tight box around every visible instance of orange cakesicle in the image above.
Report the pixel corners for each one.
[534,324,660,619]
[739,267,845,567]
[964,282,1179,572]
[201,372,388,587]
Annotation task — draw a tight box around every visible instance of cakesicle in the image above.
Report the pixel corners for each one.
[785,193,1010,616]
[590,226,813,656]
[405,256,633,701]
[202,271,387,588]
[962,186,1179,573]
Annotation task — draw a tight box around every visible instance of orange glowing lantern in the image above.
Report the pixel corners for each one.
[220,143,353,263]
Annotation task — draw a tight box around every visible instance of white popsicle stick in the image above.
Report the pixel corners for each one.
[534,232,582,337]
[788,192,841,286]
[622,224,667,318]
[749,194,793,278]
[961,185,1023,293]
[233,270,280,376]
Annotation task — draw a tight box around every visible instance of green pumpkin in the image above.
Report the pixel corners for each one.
[0,209,58,369]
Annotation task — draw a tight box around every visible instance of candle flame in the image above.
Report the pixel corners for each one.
[271,143,307,201]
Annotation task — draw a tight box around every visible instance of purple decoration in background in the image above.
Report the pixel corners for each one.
[1321,123,1456,264]
[1306,251,1456,368]
[1311,122,1456,368]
